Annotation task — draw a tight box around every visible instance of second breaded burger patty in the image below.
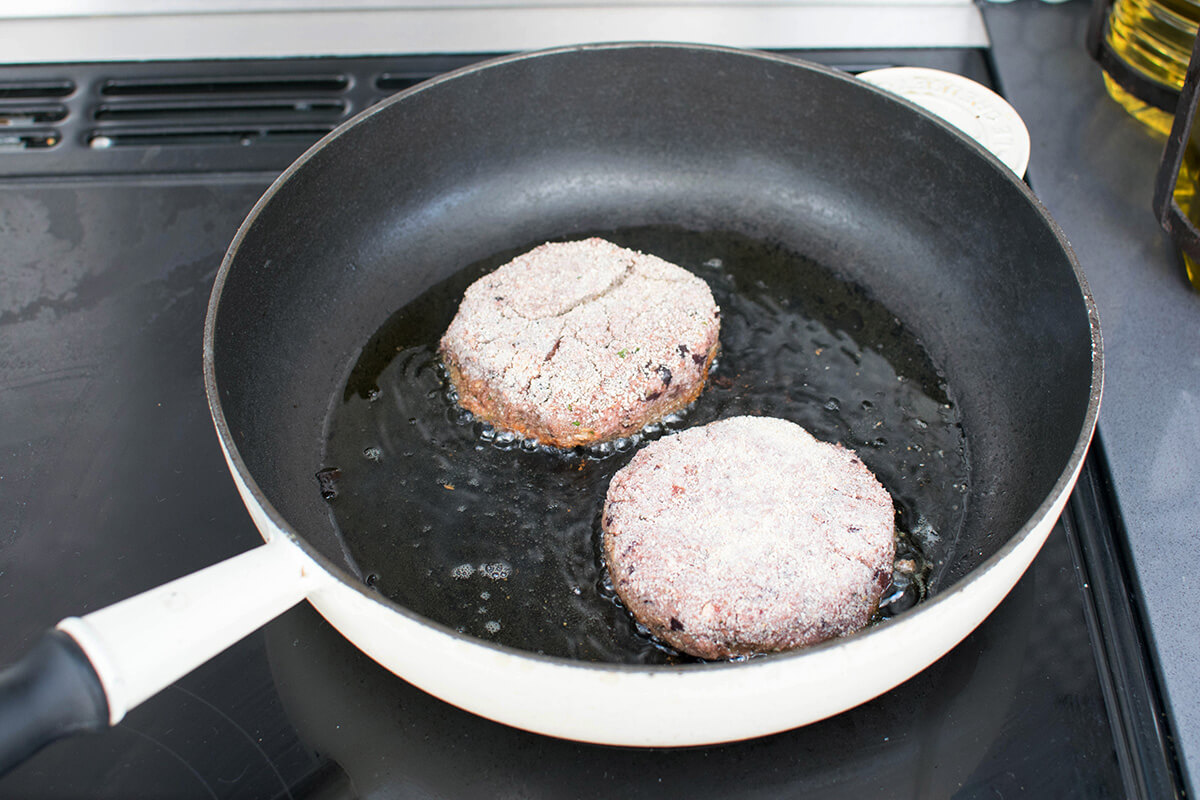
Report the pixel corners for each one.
[602,416,895,659]
[440,238,720,448]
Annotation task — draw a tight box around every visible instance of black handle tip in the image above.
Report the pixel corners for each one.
[0,629,109,776]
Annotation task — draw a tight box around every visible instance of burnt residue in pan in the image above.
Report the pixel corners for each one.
[320,227,969,665]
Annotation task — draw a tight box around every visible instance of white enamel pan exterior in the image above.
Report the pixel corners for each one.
[43,43,1102,749]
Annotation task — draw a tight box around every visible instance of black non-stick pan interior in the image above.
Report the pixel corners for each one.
[209,45,1096,645]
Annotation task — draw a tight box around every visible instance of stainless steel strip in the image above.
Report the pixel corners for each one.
[0,4,987,63]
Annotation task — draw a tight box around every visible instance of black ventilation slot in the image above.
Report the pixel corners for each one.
[0,103,69,125]
[99,74,350,96]
[0,79,75,99]
[0,130,60,150]
[86,125,334,149]
[93,98,347,123]
[375,72,438,92]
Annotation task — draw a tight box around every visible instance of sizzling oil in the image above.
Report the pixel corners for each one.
[321,227,968,664]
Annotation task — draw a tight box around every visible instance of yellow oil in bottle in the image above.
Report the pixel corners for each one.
[1184,251,1200,288]
[1172,138,1200,288]
[1104,0,1200,289]
[1103,0,1200,135]
[1101,72,1176,134]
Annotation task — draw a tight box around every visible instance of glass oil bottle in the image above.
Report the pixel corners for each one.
[1102,0,1200,135]
[1092,0,1200,288]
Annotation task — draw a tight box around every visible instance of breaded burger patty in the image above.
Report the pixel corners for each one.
[602,416,895,659]
[440,238,719,448]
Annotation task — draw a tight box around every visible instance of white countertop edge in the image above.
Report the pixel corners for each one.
[0,0,983,16]
[0,5,988,63]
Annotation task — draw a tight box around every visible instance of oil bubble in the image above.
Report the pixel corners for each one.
[589,440,614,457]
[479,561,512,580]
[446,404,473,425]
[484,621,501,634]
[315,467,341,501]
[662,411,687,428]
[451,563,474,580]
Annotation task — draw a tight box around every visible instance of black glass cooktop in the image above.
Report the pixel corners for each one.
[0,44,1181,799]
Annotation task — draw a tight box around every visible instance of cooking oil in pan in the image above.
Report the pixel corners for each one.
[321,227,968,664]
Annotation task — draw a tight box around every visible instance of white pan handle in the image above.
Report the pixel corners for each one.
[56,537,314,725]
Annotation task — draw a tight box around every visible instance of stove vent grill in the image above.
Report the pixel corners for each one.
[0,56,497,176]
[85,72,354,151]
[0,78,74,152]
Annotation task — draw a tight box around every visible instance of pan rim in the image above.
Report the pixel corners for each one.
[202,41,1104,678]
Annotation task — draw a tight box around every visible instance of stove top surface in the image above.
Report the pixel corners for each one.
[0,6,1189,797]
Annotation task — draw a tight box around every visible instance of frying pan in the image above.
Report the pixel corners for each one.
[0,43,1101,770]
